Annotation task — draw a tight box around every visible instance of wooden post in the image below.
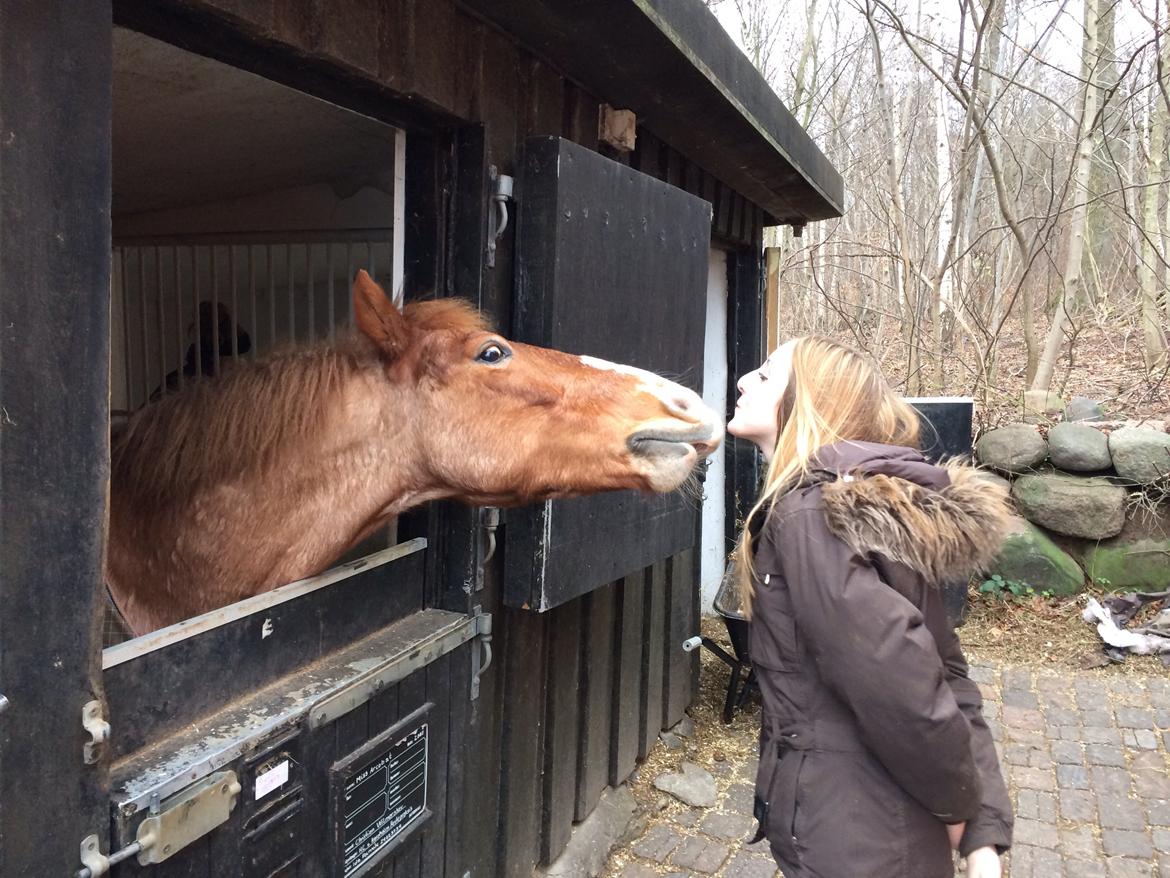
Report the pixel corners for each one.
[765,245,781,352]
[0,2,112,872]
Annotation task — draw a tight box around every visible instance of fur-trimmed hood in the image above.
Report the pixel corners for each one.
[811,442,1013,582]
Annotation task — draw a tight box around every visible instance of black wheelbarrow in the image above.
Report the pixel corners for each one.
[690,562,757,724]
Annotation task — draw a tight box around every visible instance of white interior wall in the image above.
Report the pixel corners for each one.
[115,180,394,239]
[110,235,392,412]
[110,27,405,414]
[700,249,729,614]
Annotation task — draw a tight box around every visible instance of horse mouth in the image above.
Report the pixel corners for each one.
[629,437,695,459]
[629,423,723,460]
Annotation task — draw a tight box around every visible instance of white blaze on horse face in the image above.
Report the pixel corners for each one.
[579,355,708,423]
[578,355,723,493]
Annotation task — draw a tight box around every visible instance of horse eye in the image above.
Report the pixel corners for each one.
[476,343,509,364]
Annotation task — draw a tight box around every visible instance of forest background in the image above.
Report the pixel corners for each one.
[708,0,1170,429]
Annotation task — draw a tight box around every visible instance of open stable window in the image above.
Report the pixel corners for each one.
[108,28,411,650]
[506,137,713,611]
[98,29,475,878]
[111,27,405,420]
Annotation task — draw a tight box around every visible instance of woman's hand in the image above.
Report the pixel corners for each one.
[964,846,1002,878]
[946,821,966,850]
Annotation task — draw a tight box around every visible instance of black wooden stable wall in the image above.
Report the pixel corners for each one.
[99,3,767,878]
[0,4,112,875]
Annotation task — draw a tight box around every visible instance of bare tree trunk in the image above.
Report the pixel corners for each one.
[792,0,821,126]
[1141,20,1169,366]
[931,25,951,393]
[1164,171,1170,320]
[1031,0,1100,395]
[1159,16,1170,321]
[866,0,918,392]
[958,0,1004,278]
[1082,0,1123,310]
[1139,81,1167,368]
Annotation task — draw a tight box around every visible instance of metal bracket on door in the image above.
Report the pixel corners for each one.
[76,770,241,877]
[486,166,514,269]
[82,699,110,765]
[470,506,502,595]
[470,607,493,701]
[479,506,501,566]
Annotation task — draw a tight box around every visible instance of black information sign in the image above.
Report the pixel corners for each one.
[331,703,432,878]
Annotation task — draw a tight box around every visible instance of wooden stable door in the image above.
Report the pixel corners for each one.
[506,136,713,612]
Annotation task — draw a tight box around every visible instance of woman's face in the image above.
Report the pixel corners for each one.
[727,341,795,460]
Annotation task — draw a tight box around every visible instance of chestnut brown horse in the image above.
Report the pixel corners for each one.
[107,271,722,635]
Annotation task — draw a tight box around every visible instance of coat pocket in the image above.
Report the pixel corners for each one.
[763,750,806,866]
[748,575,802,670]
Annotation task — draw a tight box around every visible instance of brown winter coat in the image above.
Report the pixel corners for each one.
[749,441,1014,877]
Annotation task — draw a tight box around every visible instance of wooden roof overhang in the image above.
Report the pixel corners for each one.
[458,0,844,226]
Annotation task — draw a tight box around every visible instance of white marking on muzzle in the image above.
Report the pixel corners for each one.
[579,355,703,420]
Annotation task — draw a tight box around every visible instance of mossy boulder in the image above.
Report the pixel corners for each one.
[1079,542,1170,591]
[1011,473,1127,540]
[1068,513,1170,591]
[987,519,1085,596]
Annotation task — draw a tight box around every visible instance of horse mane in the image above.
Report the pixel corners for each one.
[112,297,492,505]
[404,297,490,335]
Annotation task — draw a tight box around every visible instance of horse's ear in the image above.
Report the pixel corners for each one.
[353,270,409,358]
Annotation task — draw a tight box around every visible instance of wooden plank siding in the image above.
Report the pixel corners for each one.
[611,573,647,786]
[108,1,764,874]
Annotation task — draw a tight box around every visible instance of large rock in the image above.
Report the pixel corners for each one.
[1011,473,1127,540]
[988,519,1084,595]
[1064,396,1106,422]
[654,762,716,808]
[1079,540,1170,591]
[975,424,1048,473]
[1109,427,1170,485]
[1069,513,1170,591]
[1048,422,1112,472]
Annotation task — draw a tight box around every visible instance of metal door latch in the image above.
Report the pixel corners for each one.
[78,833,141,878]
[82,700,110,765]
[136,770,242,865]
[470,608,493,701]
[479,506,501,566]
[486,166,515,269]
[76,770,241,877]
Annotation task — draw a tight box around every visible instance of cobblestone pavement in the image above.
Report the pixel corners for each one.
[603,660,1170,878]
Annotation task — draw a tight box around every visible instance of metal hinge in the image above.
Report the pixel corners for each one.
[470,607,493,701]
[479,506,501,563]
[486,166,514,269]
[469,507,502,595]
[77,770,241,877]
[82,700,110,765]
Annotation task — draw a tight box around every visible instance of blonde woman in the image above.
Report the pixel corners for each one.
[728,337,1013,878]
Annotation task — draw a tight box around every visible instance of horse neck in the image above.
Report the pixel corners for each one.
[314,371,441,522]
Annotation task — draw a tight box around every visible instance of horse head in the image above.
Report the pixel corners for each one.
[352,271,722,506]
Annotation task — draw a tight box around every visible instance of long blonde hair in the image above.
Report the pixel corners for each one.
[736,336,921,615]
